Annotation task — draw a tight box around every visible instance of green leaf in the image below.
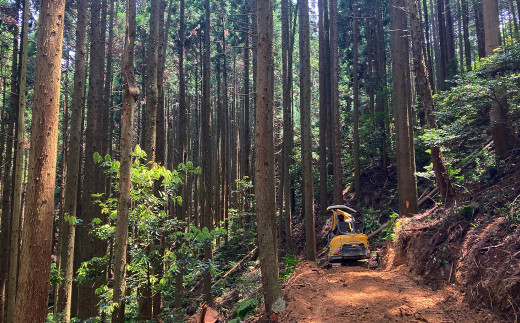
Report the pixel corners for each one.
[93,152,102,164]
[194,166,202,175]
[235,298,258,319]
[104,154,111,162]
[92,218,102,225]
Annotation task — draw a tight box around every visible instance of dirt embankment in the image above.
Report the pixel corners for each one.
[387,207,520,322]
[275,260,497,322]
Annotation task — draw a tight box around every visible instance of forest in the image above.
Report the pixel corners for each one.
[0,0,519,321]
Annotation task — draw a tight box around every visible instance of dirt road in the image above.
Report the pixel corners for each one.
[279,261,499,323]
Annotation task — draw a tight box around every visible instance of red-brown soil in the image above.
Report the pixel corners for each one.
[276,260,498,322]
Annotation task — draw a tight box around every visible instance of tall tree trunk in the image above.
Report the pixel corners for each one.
[243,7,251,209]
[457,0,464,71]
[255,0,286,317]
[77,0,107,316]
[409,0,455,204]
[329,0,343,204]
[55,0,88,318]
[138,1,160,319]
[318,0,329,218]
[482,0,501,56]
[376,2,388,171]
[152,1,168,318]
[390,0,419,216]
[104,0,115,161]
[445,0,457,77]
[0,6,19,320]
[300,0,317,261]
[462,0,472,70]
[288,0,298,218]
[6,0,28,320]
[143,0,160,161]
[202,0,214,304]
[281,0,294,253]
[174,0,187,315]
[352,1,361,201]
[422,0,435,91]
[474,0,486,59]
[14,0,66,320]
[437,0,448,85]
[111,0,138,320]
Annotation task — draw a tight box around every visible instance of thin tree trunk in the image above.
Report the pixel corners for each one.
[143,0,160,161]
[330,0,343,204]
[6,0,28,319]
[281,0,294,253]
[173,0,187,316]
[104,0,115,162]
[255,0,285,317]
[352,1,361,201]
[0,5,19,319]
[77,0,107,315]
[55,0,88,319]
[376,3,388,171]
[457,0,464,71]
[202,0,214,305]
[300,0,317,261]
[422,0,435,91]
[462,0,472,70]
[14,0,66,320]
[475,0,486,59]
[0,13,19,320]
[111,0,138,321]
[318,0,329,218]
[437,0,448,85]
[445,0,457,76]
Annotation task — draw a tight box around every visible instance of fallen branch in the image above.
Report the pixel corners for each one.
[191,247,258,300]
[418,187,439,206]
[212,247,258,287]
[368,220,391,240]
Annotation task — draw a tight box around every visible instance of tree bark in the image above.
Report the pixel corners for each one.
[474,0,486,59]
[376,3,388,171]
[14,0,66,320]
[111,0,138,320]
[202,0,214,305]
[255,0,286,317]
[329,0,343,204]
[390,0,419,216]
[409,0,455,204]
[299,0,317,261]
[0,6,19,320]
[173,0,187,315]
[318,0,329,218]
[77,0,107,316]
[482,0,501,56]
[461,0,472,70]
[6,0,28,320]
[352,1,361,200]
[55,0,87,319]
[143,0,160,161]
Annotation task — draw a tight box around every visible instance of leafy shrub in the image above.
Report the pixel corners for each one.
[280,253,301,280]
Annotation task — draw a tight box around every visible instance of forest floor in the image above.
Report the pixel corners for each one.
[255,260,499,323]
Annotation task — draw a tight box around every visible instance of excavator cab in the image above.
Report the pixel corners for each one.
[327,205,370,263]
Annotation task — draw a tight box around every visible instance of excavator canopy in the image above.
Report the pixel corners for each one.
[327,205,370,262]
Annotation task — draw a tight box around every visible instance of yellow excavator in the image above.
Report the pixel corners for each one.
[327,205,370,263]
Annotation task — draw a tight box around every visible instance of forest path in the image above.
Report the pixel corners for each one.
[278,261,498,323]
